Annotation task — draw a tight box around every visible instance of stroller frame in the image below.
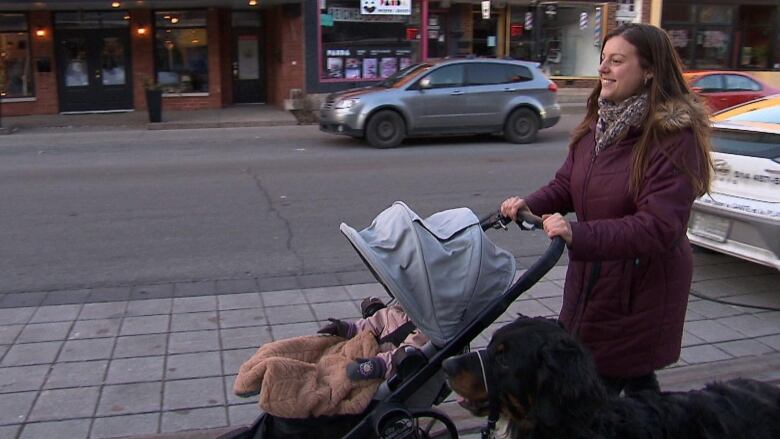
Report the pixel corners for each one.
[222,211,564,439]
[342,212,565,438]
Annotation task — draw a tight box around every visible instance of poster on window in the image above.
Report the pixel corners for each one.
[399,57,411,70]
[363,58,378,78]
[360,0,411,16]
[380,57,398,78]
[345,58,361,78]
[327,57,344,78]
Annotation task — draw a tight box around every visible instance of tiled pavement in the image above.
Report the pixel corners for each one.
[0,252,779,439]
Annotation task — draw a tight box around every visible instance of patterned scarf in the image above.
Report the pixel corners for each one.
[595,93,649,156]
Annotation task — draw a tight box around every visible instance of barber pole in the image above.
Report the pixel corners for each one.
[579,12,588,30]
[525,11,533,30]
[594,8,602,46]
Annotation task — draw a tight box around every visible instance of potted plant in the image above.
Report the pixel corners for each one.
[142,76,163,123]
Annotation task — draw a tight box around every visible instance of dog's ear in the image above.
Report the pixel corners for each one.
[531,334,606,429]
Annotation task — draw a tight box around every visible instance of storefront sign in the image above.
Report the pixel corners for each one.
[330,7,406,22]
[360,0,411,16]
[481,1,490,19]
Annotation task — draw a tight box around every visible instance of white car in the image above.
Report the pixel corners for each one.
[687,95,780,270]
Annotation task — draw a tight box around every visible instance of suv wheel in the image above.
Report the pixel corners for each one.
[504,108,539,144]
[366,110,405,149]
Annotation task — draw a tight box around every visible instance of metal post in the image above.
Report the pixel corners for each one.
[421,0,429,61]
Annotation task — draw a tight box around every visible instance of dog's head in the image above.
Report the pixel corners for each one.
[442,316,606,431]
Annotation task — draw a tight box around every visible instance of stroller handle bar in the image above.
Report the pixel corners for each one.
[479,210,543,232]
[343,210,565,439]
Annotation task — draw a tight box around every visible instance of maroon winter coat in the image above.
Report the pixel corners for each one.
[524,98,707,378]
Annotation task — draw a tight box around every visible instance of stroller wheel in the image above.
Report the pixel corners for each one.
[409,409,459,439]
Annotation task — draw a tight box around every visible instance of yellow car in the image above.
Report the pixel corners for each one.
[687,94,780,270]
[711,93,780,122]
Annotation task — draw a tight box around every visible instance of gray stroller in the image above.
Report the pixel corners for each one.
[221,201,564,439]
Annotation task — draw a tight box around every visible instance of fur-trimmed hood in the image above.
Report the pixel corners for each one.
[652,94,710,132]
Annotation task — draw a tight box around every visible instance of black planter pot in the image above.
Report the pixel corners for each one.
[145,89,162,123]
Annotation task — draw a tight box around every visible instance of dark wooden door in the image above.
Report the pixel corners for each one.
[232,30,265,103]
[57,29,133,112]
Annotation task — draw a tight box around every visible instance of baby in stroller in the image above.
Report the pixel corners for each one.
[317,297,429,381]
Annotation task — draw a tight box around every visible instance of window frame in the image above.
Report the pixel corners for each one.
[152,9,210,95]
[0,12,34,99]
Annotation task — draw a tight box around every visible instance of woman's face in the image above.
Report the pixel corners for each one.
[598,35,648,103]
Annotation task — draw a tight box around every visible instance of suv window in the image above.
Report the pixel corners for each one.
[506,65,533,83]
[467,63,508,85]
[724,75,761,91]
[694,75,723,92]
[466,63,534,86]
[423,64,465,88]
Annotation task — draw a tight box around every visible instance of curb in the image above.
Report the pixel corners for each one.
[147,120,300,130]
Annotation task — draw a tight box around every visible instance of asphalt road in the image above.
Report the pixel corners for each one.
[0,115,584,294]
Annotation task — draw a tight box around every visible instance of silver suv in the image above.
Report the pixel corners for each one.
[319,58,561,148]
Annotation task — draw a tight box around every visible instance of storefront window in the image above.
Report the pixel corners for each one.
[319,0,420,81]
[695,29,730,69]
[539,4,601,77]
[154,10,208,92]
[0,13,33,98]
[509,7,538,61]
[662,3,692,22]
[666,27,693,69]
[737,5,774,69]
[663,3,780,70]
[697,5,732,25]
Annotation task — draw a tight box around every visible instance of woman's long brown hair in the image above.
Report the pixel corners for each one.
[570,23,712,197]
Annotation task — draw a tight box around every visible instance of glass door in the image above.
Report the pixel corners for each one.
[231,11,265,103]
[232,30,265,103]
[55,11,132,112]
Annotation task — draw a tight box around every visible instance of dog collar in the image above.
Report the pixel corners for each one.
[477,349,500,439]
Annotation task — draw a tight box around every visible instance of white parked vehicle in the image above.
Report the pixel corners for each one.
[687,96,780,270]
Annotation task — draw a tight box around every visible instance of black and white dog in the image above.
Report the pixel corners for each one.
[442,316,780,439]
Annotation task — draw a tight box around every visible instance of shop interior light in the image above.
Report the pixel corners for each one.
[249,0,258,6]
[136,27,148,35]
[111,2,121,8]
[35,27,46,37]
[170,17,179,24]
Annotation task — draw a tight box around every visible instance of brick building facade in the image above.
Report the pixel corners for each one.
[0,1,305,117]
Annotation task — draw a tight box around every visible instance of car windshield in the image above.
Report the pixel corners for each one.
[712,128,780,159]
[723,105,780,124]
[378,63,433,88]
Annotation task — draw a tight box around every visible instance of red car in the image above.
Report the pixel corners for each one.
[684,71,780,112]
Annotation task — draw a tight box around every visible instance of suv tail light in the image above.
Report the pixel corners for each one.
[548,82,558,92]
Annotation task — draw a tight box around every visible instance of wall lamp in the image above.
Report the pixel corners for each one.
[136,27,148,36]
[35,27,46,37]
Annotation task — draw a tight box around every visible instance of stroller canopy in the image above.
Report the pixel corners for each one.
[340,202,516,347]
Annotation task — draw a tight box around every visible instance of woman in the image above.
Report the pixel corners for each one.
[501,23,712,396]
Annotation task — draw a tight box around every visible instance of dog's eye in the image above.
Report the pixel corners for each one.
[494,343,508,368]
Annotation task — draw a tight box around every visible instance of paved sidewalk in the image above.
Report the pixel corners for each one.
[0,249,778,439]
[1,104,299,134]
[0,88,590,135]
